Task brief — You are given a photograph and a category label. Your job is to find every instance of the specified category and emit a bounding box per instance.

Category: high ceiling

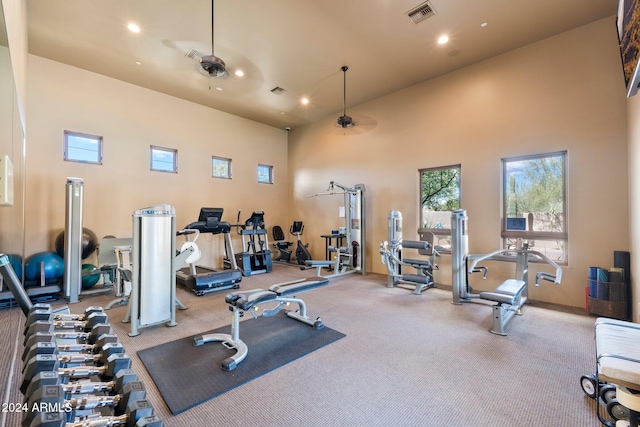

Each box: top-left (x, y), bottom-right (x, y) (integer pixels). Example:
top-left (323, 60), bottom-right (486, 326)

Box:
top-left (24, 0), bottom-right (616, 130)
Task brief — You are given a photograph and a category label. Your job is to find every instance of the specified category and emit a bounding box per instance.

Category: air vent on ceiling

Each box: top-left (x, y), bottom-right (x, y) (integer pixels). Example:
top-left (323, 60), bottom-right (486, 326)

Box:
top-left (186, 49), bottom-right (204, 60)
top-left (406, 1), bottom-right (436, 24)
top-left (270, 86), bottom-right (286, 94)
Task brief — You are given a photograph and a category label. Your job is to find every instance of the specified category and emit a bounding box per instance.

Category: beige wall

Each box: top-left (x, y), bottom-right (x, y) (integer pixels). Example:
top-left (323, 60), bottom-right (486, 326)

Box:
top-left (26, 57), bottom-right (289, 269)
top-left (289, 17), bottom-right (629, 309)
top-left (0, 0), bottom-right (27, 267)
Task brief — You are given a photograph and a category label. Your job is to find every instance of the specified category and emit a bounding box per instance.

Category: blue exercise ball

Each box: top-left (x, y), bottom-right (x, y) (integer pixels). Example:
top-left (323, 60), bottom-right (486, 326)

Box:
top-left (81, 264), bottom-right (100, 289)
top-left (54, 228), bottom-right (99, 260)
top-left (24, 252), bottom-right (64, 281)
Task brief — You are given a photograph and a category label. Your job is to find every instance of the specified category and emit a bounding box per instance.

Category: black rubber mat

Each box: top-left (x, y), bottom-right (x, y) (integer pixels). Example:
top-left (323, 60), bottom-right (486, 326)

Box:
top-left (138, 312), bottom-right (345, 415)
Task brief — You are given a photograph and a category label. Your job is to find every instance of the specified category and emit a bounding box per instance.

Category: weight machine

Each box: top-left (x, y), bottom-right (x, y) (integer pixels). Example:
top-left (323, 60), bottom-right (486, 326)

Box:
top-left (450, 208), bottom-right (562, 335)
top-left (124, 204), bottom-right (190, 337)
top-left (305, 181), bottom-right (366, 278)
top-left (380, 210), bottom-right (437, 295)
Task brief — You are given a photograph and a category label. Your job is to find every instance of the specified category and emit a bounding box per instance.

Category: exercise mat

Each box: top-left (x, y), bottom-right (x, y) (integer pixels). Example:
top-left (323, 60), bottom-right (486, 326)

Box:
top-left (138, 312), bottom-right (345, 415)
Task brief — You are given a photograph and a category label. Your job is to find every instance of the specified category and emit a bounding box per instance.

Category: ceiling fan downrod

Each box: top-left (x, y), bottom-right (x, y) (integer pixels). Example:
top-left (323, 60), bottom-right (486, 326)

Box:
top-left (337, 66), bottom-right (353, 128)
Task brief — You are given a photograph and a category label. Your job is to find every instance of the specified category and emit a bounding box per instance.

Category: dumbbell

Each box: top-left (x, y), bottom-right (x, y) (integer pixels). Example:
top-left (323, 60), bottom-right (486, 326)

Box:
top-left (27, 402), bottom-right (161, 427)
top-left (22, 381), bottom-right (147, 427)
top-left (24, 311), bottom-right (110, 339)
top-left (24, 369), bottom-right (138, 401)
top-left (23, 325), bottom-right (115, 351)
top-left (22, 342), bottom-right (124, 379)
top-left (24, 322), bottom-right (113, 347)
top-left (23, 337), bottom-right (122, 363)
top-left (26, 304), bottom-right (106, 326)
top-left (22, 334), bottom-right (120, 363)
top-left (20, 353), bottom-right (131, 394)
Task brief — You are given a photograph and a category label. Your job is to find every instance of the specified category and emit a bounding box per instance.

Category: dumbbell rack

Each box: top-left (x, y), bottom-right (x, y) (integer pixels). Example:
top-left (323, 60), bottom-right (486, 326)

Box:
top-left (20, 303), bottom-right (163, 427)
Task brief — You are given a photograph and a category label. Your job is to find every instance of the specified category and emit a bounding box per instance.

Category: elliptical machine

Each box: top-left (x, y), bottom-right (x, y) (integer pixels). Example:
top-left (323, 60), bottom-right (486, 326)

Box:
top-left (291, 221), bottom-right (312, 266)
top-left (234, 210), bottom-right (273, 276)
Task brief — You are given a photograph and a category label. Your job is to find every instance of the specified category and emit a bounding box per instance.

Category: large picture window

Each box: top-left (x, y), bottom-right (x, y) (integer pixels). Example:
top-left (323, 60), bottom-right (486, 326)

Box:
top-left (502, 151), bottom-right (567, 262)
top-left (420, 164), bottom-right (460, 230)
top-left (419, 165), bottom-right (460, 250)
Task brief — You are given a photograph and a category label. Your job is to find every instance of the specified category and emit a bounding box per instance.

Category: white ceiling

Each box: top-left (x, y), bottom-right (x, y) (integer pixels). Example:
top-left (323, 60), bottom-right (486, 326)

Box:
top-left (24, 0), bottom-right (616, 130)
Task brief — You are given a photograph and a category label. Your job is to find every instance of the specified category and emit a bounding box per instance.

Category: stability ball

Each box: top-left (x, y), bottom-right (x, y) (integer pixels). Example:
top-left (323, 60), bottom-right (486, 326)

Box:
top-left (81, 263), bottom-right (100, 289)
top-left (24, 252), bottom-right (64, 282)
top-left (54, 228), bottom-right (99, 260)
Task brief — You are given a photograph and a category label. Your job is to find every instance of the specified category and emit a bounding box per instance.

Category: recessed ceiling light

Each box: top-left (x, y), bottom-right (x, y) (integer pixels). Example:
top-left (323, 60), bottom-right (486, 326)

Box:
top-left (301, 97), bottom-right (309, 105)
top-left (235, 70), bottom-right (244, 77)
top-left (280, 112), bottom-right (285, 115)
top-left (437, 35), bottom-right (449, 45)
top-left (215, 87), bottom-right (223, 91)
top-left (127, 23), bottom-right (141, 33)
top-left (135, 61), bottom-right (142, 65)
top-left (481, 22), bottom-right (488, 28)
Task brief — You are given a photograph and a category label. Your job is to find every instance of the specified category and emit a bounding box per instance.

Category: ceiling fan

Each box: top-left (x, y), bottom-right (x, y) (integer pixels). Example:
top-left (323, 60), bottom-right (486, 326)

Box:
top-left (337, 66), bottom-right (354, 128)
top-left (331, 65), bottom-right (377, 135)
top-left (195, 0), bottom-right (228, 78)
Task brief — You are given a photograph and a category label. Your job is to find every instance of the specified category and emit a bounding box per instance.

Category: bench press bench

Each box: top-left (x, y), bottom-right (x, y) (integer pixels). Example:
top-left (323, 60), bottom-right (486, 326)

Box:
top-left (193, 278), bottom-right (329, 371)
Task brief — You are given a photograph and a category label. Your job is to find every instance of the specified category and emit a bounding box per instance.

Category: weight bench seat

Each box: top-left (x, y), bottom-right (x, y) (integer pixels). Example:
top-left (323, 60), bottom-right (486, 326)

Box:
top-left (269, 278), bottom-right (329, 297)
top-left (225, 289), bottom-right (278, 311)
top-left (479, 279), bottom-right (526, 305)
top-left (595, 318), bottom-right (640, 391)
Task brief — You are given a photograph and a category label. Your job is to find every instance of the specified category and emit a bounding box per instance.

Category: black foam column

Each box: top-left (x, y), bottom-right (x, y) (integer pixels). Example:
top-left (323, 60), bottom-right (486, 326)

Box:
top-left (613, 250), bottom-right (631, 320)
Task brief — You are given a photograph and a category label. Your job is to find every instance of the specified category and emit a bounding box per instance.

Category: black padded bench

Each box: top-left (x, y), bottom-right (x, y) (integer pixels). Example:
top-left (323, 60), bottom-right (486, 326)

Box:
top-left (194, 278), bottom-right (329, 371)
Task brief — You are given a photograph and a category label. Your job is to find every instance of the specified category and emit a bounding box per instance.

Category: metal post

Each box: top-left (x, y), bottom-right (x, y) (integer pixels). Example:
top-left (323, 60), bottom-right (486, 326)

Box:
top-left (63, 177), bottom-right (83, 304)
top-left (0, 254), bottom-right (32, 315)
top-left (451, 209), bottom-right (468, 304)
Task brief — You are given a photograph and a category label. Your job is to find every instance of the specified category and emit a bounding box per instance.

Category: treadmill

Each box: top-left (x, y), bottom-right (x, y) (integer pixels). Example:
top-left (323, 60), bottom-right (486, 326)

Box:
top-left (176, 208), bottom-right (242, 296)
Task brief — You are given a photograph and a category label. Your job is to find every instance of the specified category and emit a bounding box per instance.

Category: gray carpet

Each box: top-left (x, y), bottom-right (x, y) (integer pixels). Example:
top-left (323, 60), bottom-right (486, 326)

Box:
top-left (0, 265), bottom-right (609, 426)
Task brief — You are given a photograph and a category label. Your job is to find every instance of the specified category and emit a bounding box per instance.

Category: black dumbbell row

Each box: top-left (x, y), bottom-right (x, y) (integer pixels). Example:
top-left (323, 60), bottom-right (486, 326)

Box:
top-left (20, 303), bottom-right (163, 427)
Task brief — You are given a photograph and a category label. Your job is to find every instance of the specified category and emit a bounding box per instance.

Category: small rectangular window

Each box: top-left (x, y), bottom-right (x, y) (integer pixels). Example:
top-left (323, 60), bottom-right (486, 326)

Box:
top-left (64, 131), bottom-right (102, 164)
top-left (258, 164), bottom-right (273, 184)
top-left (502, 151), bottom-right (567, 262)
top-left (212, 156), bottom-right (232, 179)
top-left (150, 145), bottom-right (177, 173)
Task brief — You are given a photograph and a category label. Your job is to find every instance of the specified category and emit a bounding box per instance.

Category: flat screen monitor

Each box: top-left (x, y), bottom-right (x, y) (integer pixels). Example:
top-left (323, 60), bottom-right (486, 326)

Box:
top-left (198, 207), bottom-right (223, 222)
top-left (506, 217), bottom-right (527, 231)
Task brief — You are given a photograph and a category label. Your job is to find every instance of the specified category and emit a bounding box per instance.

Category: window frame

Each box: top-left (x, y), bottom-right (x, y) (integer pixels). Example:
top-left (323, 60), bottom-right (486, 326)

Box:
top-left (63, 130), bottom-right (103, 165)
top-left (418, 164), bottom-right (461, 235)
top-left (501, 150), bottom-right (568, 262)
top-left (212, 156), bottom-right (232, 179)
top-left (150, 145), bottom-right (178, 173)
top-left (257, 163), bottom-right (273, 184)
